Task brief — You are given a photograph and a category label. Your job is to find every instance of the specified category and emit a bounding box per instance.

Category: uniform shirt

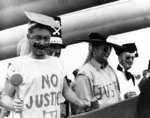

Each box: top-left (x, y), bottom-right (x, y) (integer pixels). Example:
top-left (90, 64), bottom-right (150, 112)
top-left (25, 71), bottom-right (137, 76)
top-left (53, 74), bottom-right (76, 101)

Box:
top-left (6, 55), bottom-right (64, 118)
top-left (115, 64), bottom-right (140, 100)
top-left (138, 77), bottom-right (147, 91)
top-left (74, 58), bottom-right (120, 113)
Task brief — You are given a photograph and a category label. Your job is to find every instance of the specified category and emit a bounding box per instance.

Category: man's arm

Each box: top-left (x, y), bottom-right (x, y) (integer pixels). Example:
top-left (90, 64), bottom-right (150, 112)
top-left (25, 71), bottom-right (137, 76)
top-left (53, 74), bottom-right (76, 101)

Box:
top-left (62, 78), bottom-right (89, 108)
top-left (0, 78), bottom-right (23, 112)
top-left (0, 78), bottom-right (15, 111)
top-left (73, 75), bottom-right (93, 114)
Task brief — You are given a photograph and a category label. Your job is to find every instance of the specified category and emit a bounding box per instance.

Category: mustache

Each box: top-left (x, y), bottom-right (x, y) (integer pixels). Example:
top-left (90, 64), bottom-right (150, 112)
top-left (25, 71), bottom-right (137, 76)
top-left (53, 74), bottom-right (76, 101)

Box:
top-left (33, 42), bottom-right (49, 49)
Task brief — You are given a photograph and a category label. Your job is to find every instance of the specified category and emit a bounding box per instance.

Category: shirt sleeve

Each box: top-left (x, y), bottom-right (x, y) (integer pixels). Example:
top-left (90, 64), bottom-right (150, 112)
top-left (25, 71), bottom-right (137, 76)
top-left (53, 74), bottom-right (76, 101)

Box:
top-left (74, 74), bottom-right (94, 114)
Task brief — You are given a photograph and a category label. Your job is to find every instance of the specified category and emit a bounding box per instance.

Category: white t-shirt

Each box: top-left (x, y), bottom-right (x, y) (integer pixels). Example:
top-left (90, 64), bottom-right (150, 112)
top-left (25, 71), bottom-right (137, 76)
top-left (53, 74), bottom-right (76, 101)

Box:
top-left (6, 55), bottom-right (64, 118)
top-left (75, 58), bottom-right (120, 111)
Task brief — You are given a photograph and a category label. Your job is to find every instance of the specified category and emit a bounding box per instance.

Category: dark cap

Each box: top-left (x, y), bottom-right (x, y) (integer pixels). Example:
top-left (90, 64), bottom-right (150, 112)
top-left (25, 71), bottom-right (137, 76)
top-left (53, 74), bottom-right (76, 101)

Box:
top-left (24, 11), bottom-right (60, 28)
top-left (72, 69), bottom-right (79, 77)
top-left (50, 16), bottom-right (66, 48)
top-left (78, 33), bottom-right (124, 48)
top-left (114, 43), bottom-right (139, 57)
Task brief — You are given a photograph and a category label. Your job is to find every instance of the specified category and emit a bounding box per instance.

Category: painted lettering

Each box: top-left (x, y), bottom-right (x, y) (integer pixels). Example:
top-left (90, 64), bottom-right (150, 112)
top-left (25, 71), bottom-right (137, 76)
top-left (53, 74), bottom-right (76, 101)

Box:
top-left (95, 81), bottom-right (118, 100)
top-left (103, 85), bottom-right (110, 97)
top-left (50, 92), bottom-right (56, 105)
top-left (109, 83), bottom-right (115, 97)
top-left (43, 110), bottom-right (57, 118)
top-left (26, 96), bottom-right (33, 109)
top-left (42, 75), bottom-right (50, 89)
top-left (35, 94), bottom-right (43, 108)
top-left (42, 74), bottom-right (58, 89)
top-left (51, 74), bottom-right (58, 87)
top-left (25, 92), bottom-right (60, 110)
top-left (44, 93), bottom-right (50, 107)
top-left (97, 87), bottom-right (103, 100)
top-left (113, 82), bottom-right (118, 91)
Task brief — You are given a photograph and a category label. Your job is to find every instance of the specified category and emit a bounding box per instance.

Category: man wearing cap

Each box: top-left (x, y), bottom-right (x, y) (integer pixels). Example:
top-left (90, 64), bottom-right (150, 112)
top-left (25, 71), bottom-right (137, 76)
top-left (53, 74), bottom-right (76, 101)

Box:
top-left (138, 69), bottom-right (149, 91)
top-left (47, 16), bottom-right (66, 57)
top-left (46, 16), bottom-right (68, 118)
top-left (114, 43), bottom-right (140, 100)
top-left (0, 12), bottom-right (88, 118)
top-left (73, 33), bottom-right (123, 114)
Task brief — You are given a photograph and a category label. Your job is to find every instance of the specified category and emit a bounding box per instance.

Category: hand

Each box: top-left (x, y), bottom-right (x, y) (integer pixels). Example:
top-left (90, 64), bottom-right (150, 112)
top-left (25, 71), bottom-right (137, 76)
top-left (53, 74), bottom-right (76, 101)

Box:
top-left (80, 101), bottom-right (91, 108)
top-left (124, 91), bottom-right (136, 99)
top-left (91, 97), bottom-right (99, 109)
top-left (12, 99), bottom-right (24, 113)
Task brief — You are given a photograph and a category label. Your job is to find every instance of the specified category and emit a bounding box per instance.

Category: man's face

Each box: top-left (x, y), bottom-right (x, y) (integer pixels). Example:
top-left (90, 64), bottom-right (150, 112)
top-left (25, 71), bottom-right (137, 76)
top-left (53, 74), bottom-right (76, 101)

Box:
top-left (143, 70), bottom-right (148, 78)
top-left (28, 28), bottom-right (51, 58)
top-left (47, 44), bottom-right (62, 57)
top-left (93, 44), bottom-right (112, 64)
top-left (119, 52), bottom-right (135, 70)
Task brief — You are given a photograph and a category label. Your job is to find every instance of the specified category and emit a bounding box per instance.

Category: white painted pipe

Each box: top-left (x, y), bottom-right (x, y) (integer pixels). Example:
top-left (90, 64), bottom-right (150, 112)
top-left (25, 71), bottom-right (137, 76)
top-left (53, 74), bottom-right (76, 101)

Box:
top-left (61, 0), bottom-right (150, 44)
top-left (0, 0), bottom-right (150, 59)
top-left (0, 0), bottom-right (103, 30)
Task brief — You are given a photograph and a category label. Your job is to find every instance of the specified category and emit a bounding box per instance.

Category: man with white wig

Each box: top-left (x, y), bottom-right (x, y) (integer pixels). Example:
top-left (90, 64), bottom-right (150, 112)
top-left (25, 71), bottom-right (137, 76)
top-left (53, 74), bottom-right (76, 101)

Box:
top-left (73, 32), bottom-right (124, 114)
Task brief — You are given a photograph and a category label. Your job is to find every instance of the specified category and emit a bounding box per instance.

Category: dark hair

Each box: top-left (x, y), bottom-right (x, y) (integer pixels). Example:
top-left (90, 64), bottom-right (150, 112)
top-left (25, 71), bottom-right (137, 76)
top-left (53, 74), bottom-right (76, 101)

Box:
top-left (72, 69), bottom-right (79, 77)
top-left (28, 21), bottom-right (52, 34)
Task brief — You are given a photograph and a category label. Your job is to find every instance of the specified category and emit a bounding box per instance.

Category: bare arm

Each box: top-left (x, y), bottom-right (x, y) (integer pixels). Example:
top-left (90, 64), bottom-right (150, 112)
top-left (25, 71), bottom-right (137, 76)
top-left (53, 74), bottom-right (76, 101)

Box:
top-left (0, 78), bottom-right (15, 111)
top-left (62, 78), bottom-right (87, 108)
top-left (74, 75), bottom-right (93, 113)
top-left (0, 78), bottom-right (23, 112)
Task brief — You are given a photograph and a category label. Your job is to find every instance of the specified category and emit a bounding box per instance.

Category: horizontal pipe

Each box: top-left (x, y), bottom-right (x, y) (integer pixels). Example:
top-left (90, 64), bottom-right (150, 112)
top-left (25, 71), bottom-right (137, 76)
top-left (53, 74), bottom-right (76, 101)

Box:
top-left (0, 0), bottom-right (108, 31)
top-left (61, 0), bottom-right (150, 44)
top-left (0, 0), bottom-right (150, 60)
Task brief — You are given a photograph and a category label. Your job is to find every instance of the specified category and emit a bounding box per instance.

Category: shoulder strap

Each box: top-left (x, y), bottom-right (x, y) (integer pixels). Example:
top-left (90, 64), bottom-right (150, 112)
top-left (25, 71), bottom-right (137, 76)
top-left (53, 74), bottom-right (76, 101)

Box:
top-left (109, 65), bottom-right (120, 92)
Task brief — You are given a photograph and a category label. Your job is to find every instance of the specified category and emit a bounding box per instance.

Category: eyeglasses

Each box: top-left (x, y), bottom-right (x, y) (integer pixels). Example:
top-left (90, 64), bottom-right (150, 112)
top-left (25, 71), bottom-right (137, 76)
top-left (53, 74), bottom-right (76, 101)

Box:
top-left (125, 55), bottom-right (134, 61)
top-left (29, 35), bottom-right (50, 42)
top-left (103, 46), bottom-right (112, 53)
